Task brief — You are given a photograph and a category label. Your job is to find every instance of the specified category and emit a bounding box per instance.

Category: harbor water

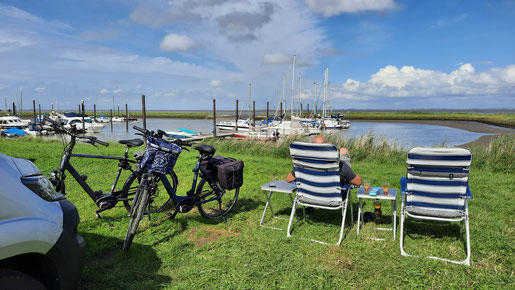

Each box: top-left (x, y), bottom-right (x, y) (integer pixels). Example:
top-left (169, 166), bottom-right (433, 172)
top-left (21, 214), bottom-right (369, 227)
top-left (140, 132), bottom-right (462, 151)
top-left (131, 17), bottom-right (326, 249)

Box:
top-left (60, 118), bottom-right (498, 148)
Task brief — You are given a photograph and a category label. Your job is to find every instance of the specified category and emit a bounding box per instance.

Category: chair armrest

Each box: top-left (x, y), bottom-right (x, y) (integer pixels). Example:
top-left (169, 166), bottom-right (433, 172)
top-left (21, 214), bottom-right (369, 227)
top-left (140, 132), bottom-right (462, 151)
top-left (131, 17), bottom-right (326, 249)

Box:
top-left (466, 185), bottom-right (473, 199)
top-left (400, 177), bottom-right (407, 196)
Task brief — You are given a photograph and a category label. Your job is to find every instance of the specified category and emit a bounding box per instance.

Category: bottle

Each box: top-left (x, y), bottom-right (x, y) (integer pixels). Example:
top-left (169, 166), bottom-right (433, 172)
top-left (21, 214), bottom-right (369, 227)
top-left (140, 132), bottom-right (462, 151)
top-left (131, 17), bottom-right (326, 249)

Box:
top-left (374, 200), bottom-right (382, 225)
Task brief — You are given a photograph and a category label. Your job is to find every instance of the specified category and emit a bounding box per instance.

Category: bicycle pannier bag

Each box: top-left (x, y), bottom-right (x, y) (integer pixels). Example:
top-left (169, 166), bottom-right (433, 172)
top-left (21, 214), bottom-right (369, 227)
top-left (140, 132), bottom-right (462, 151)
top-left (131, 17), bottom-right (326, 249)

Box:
top-left (216, 159), bottom-right (244, 190)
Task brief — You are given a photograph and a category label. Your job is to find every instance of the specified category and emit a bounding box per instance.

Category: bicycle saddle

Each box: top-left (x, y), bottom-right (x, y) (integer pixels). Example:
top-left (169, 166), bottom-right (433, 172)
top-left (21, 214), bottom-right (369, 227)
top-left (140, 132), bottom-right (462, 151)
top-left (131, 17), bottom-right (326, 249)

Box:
top-left (194, 144), bottom-right (215, 156)
top-left (118, 138), bottom-right (144, 147)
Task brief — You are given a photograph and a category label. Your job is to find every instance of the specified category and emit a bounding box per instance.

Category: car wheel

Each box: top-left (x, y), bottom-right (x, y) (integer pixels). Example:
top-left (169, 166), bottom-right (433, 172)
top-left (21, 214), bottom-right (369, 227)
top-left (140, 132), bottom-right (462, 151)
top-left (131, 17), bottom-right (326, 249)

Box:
top-left (0, 269), bottom-right (46, 290)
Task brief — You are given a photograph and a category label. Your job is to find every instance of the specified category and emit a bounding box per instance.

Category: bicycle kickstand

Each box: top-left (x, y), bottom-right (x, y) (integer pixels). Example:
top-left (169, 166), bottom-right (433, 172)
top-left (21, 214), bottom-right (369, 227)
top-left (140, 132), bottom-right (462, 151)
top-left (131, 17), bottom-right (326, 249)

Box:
top-left (164, 208), bottom-right (179, 220)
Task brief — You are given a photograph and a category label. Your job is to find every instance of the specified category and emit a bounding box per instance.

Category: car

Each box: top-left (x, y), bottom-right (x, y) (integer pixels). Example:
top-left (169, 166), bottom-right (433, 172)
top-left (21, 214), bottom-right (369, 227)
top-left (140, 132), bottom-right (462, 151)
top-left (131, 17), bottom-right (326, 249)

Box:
top-left (0, 153), bottom-right (85, 289)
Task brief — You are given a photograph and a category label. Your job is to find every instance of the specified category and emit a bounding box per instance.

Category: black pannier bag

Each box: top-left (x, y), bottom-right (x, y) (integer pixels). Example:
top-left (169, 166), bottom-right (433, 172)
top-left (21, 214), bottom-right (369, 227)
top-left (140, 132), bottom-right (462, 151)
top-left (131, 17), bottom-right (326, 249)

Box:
top-left (202, 155), bottom-right (244, 190)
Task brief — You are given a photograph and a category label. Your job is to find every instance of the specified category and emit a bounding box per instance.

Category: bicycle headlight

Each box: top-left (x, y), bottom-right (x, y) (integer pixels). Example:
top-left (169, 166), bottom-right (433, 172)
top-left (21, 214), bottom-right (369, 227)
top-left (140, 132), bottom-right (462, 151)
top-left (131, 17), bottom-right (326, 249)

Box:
top-left (22, 174), bottom-right (65, 201)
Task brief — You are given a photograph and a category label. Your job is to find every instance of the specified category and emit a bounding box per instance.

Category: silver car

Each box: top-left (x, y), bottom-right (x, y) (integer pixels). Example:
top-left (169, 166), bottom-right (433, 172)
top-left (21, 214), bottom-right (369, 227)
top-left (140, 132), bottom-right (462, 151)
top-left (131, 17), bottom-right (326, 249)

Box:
top-left (0, 153), bottom-right (85, 289)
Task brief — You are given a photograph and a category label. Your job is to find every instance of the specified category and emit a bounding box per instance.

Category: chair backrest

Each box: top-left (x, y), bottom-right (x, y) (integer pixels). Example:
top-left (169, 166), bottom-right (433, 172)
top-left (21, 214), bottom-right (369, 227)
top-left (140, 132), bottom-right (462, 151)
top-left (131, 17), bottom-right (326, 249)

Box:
top-left (289, 142), bottom-right (343, 207)
top-left (406, 147), bottom-right (472, 217)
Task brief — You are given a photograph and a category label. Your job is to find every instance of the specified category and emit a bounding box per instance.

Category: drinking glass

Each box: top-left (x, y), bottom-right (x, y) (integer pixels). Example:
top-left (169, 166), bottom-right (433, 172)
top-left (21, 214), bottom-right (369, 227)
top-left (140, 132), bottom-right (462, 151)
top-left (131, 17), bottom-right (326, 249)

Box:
top-left (364, 180), bottom-right (371, 194)
top-left (382, 182), bottom-right (389, 195)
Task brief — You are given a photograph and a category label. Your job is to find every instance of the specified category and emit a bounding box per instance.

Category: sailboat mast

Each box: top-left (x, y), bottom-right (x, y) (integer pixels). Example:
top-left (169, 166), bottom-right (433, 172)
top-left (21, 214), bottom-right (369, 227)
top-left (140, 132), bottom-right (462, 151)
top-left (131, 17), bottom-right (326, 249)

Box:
top-left (248, 82), bottom-right (251, 122)
top-left (290, 55), bottom-right (296, 118)
top-left (323, 68), bottom-right (328, 118)
top-left (313, 81), bottom-right (318, 117)
top-left (282, 73), bottom-right (286, 120)
top-left (298, 74), bottom-right (302, 116)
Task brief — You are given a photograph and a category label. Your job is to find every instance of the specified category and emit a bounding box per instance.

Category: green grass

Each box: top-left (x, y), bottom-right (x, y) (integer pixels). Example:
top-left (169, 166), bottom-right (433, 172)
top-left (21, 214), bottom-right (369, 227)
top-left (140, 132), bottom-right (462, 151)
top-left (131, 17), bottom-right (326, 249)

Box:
top-left (1, 137), bottom-right (514, 288)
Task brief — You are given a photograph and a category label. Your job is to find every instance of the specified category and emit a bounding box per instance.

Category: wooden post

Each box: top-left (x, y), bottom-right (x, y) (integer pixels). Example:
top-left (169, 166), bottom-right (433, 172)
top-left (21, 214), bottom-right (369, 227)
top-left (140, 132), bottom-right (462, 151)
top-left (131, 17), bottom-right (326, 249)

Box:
top-left (32, 100), bottom-right (36, 122)
top-left (307, 104), bottom-right (310, 117)
top-left (300, 103), bottom-right (303, 118)
top-left (266, 101), bottom-right (269, 126)
top-left (51, 103), bottom-right (54, 111)
top-left (81, 100), bottom-right (85, 134)
top-left (93, 104), bottom-right (97, 121)
top-left (141, 95), bottom-right (147, 131)
top-left (78, 104), bottom-right (81, 113)
top-left (212, 99), bottom-right (216, 137)
top-left (12, 102), bottom-right (16, 116)
top-left (110, 109), bottom-right (113, 131)
top-left (252, 101), bottom-right (255, 127)
top-left (280, 102), bottom-right (283, 119)
top-left (117, 105), bottom-right (120, 116)
top-left (38, 104), bottom-right (42, 124)
top-left (125, 103), bottom-right (128, 132)
top-left (235, 99), bottom-right (239, 132)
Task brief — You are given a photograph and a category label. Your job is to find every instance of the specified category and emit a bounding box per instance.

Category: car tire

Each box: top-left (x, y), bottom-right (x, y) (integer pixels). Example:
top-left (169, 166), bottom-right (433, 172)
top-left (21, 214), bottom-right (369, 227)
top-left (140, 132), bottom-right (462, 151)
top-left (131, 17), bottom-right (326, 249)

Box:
top-left (0, 269), bottom-right (46, 290)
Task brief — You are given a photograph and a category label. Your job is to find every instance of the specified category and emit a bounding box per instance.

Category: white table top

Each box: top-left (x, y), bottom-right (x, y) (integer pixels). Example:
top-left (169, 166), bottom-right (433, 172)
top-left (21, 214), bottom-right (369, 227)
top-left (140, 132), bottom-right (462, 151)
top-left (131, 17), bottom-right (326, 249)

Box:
top-left (357, 187), bottom-right (397, 200)
top-left (261, 181), bottom-right (297, 193)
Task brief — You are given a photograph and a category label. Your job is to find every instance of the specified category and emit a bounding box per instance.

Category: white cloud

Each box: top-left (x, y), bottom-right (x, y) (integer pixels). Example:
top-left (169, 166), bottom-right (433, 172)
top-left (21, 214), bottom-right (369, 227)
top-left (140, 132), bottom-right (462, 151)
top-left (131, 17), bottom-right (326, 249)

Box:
top-left (430, 13), bottom-right (467, 30)
top-left (210, 80), bottom-right (222, 87)
top-left (113, 88), bottom-right (123, 93)
top-left (305, 0), bottom-right (399, 17)
top-left (99, 89), bottom-right (109, 94)
top-left (34, 87), bottom-right (46, 92)
top-left (0, 31), bottom-right (34, 52)
top-left (159, 34), bottom-right (195, 51)
top-left (334, 63), bottom-right (515, 100)
top-left (80, 29), bottom-right (118, 41)
top-left (263, 53), bottom-right (291, 64)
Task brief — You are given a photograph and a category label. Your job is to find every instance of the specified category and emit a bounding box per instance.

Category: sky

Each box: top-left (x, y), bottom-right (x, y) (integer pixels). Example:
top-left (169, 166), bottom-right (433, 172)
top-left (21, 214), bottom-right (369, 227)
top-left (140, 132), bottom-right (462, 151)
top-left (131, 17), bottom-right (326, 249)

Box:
top-left (0, 0), bottom-right (514, 111)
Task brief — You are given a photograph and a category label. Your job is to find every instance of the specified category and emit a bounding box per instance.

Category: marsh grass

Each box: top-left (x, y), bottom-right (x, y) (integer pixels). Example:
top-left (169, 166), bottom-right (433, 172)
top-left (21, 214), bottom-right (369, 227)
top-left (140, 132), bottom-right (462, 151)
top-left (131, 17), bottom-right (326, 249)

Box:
top-left (0, 136), bottom-right (513, 288)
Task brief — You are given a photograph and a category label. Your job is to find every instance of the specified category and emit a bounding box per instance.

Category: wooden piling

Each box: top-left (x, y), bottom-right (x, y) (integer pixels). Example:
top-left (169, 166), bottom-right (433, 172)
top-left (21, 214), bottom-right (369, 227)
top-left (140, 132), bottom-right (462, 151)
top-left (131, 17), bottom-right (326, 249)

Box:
top-left (307, 104), bottom-right (309, 117)
top-left (32, 100), bottom-right (36, 122)
top-left (266, 101), bottom-right (269, 126)
top-left (252, 101), bottom-right (255, 127)
top-left (300, 103), bottom-right (303, 118)
top-left (235, 99), bottom-right (239, 132)
top-left (38, 104), bottom-right (42, 124)
top-left (93, 104), bottom-right (96, 121)
top-left (212, 99), bottom-right (216, 137)
top-left (51, 104), bottom-right (54, 111)
top-left (110, 109), bottom-right (113, 131)
top-left (12, 102), bottom-right (16, 116)
top-left (81, 100), bottom-right (85, 134)
top-left (125, 103), bottom-right (128, 132)
top-left (280, 102), bottom-right (283, 118)
top-left (141, 95), bottom-right (147, 131)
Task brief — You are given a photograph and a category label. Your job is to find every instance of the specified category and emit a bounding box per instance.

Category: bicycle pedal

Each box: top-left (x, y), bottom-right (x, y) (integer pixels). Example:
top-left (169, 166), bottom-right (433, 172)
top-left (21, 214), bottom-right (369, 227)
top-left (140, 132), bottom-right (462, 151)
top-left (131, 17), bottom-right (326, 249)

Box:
top-left (164, 211), bottom-right (178, 220)
top-left (94, 211), bottom-right (102, 218)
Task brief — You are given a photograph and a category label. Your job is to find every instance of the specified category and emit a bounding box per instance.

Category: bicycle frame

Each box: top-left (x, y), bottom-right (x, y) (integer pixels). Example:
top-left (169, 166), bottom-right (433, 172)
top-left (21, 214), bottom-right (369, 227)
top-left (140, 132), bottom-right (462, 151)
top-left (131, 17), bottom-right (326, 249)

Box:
top-left (56, 135), bottom-right (137, 202)
top-left (154, 155), bottom-right (222, 209)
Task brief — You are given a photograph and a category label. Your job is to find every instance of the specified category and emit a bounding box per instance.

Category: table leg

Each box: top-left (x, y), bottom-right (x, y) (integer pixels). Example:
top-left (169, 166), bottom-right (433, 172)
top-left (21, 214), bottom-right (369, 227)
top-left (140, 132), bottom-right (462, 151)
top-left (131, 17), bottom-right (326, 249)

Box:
top-left (392, 199), bottom-right (397, 241)
top-left (357, 198), bottom-right (362, 236)
top-left (260, 191), bottom-right (275, 227)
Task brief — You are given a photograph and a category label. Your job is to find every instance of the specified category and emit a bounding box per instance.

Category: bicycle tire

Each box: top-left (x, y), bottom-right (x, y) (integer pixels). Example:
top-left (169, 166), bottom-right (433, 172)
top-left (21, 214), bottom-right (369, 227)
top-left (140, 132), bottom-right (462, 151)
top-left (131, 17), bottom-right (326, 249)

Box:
top-left (196, 178), bottom-right (239, 219)
top-left (121, 171), bottom-right (178, 213)
top-left (123, 186), bottom-right (149, 251)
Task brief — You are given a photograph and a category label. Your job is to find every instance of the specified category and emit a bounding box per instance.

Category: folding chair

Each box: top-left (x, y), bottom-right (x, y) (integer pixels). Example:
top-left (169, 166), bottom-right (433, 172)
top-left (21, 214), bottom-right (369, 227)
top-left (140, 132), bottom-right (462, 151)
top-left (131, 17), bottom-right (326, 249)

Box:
top-left (400, 147), bottom-right (473, 265)
top-left (286, 142), bottom-right (353, 245)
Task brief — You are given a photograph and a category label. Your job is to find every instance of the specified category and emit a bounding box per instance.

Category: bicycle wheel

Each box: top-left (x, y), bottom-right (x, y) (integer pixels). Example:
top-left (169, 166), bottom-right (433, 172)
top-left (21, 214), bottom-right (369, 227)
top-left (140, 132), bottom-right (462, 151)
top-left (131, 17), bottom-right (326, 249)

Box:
top-left (196, 178), bottom-right (239, 219)
top-left (121, 171), bottom-right (178, 213)
top-left (123, 186), bottom-right (149, 251)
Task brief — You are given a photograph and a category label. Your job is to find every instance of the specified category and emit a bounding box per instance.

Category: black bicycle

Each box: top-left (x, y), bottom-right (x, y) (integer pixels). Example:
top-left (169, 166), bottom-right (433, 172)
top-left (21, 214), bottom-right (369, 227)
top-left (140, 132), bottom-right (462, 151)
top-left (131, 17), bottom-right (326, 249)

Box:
top-left (123, 126), bottom-right (240, 250)
top-left (44, 117), bottom-right (177, 217)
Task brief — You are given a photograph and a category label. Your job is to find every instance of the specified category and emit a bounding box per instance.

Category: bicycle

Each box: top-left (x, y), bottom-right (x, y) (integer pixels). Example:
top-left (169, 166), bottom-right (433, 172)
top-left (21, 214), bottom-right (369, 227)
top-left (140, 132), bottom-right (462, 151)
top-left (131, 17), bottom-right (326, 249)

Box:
top-left (44, 117), bottom-right (177, 217)
top-left (123, 126), bottom-right (240, 250)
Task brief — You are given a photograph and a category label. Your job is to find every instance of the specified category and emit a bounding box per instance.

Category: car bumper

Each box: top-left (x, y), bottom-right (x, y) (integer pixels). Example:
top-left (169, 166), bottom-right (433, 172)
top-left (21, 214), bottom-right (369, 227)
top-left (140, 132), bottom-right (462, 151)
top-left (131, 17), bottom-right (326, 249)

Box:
top-left (47, 199), bottom-right (85, 290)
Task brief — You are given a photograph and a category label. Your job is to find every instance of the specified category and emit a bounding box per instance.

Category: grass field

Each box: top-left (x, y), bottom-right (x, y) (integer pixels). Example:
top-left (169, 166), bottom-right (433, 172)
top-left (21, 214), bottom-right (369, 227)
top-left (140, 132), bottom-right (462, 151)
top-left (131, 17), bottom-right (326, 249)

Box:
top-left (0, 135), bottom-right (514, 288)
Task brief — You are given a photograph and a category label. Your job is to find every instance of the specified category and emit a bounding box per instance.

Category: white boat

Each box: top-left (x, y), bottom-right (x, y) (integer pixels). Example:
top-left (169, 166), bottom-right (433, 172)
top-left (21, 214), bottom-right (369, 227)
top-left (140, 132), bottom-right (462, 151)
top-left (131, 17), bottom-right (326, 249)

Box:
top-left (24, 123), bottom-right (50, 136)
top-left (0, 116), bottom-right (29, 129)
top-left (165, 128), bottom-right (200, 139)
top-left (51, 112), bottom-right (106, 133)
top-left (263, 120), bottom-right (315, 136)
top-left (233, 130), bottom-right (276, 141)
top-left (111, 116), bottom-right (124, 122)
top-left (216, 119), bottom-right (253, 131)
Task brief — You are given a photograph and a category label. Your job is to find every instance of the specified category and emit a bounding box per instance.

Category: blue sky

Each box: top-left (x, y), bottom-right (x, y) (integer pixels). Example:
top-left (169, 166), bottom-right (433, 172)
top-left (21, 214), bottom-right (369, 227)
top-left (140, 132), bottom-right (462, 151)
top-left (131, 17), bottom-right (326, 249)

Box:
top-left (1, 0), bottom-right (514, 111)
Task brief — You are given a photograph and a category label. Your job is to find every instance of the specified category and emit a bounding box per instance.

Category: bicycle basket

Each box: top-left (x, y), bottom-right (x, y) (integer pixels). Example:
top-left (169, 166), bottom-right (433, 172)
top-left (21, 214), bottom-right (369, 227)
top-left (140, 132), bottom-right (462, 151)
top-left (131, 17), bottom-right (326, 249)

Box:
top-left (140, 137), bottom-right (181, 174)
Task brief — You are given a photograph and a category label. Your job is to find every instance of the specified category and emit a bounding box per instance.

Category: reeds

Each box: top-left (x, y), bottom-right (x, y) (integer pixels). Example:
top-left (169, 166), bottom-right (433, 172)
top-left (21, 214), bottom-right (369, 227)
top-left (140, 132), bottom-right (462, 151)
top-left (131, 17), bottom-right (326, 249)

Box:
top-left (207, 132), bottom-right (514, 172)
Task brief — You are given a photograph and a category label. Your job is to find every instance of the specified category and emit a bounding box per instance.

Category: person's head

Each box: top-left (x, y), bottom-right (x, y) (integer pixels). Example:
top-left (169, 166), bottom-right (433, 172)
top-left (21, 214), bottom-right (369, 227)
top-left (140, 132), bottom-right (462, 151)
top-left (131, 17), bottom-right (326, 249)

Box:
top-left (313, 136), bottom-right (326, 144)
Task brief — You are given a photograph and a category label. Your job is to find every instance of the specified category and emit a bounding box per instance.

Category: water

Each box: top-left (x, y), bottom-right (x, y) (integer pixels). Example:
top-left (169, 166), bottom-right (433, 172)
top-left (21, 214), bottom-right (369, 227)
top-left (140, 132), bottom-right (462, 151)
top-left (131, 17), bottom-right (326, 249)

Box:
top-left (72, 118), bottom-right (493, 148)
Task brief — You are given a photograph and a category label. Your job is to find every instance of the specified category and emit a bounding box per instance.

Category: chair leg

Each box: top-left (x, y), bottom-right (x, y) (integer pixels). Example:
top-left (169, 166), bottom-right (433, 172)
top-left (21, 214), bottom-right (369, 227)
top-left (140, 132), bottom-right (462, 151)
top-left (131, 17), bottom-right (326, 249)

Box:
top-left (399, 211), bottom-right (409, 257)
top-left (337, 202), bottom-right (348, 245)
top-left (349, 194), bottom-right (354, 226)
top-left (287, 200), bottom-right (298, 238)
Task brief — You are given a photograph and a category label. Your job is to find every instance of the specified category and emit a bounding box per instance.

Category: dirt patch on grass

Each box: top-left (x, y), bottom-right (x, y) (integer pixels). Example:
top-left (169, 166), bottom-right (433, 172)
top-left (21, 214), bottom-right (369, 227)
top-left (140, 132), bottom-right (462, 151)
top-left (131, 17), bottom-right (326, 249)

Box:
top-left (86, 249), bottom-right (118, 267)
top-left (318, 247), bottom-right (354, 271)
top-left (187, 226), bottom-right (241, 247)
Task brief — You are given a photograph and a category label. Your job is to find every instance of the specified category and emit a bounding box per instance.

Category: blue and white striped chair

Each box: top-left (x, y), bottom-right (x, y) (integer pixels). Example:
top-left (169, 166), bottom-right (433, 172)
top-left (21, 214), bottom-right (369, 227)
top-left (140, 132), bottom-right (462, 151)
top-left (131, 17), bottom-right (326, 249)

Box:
top-left (400, 147), bottom-right (473, 265)
top-left (286, 142), bottom-right (353, 245)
